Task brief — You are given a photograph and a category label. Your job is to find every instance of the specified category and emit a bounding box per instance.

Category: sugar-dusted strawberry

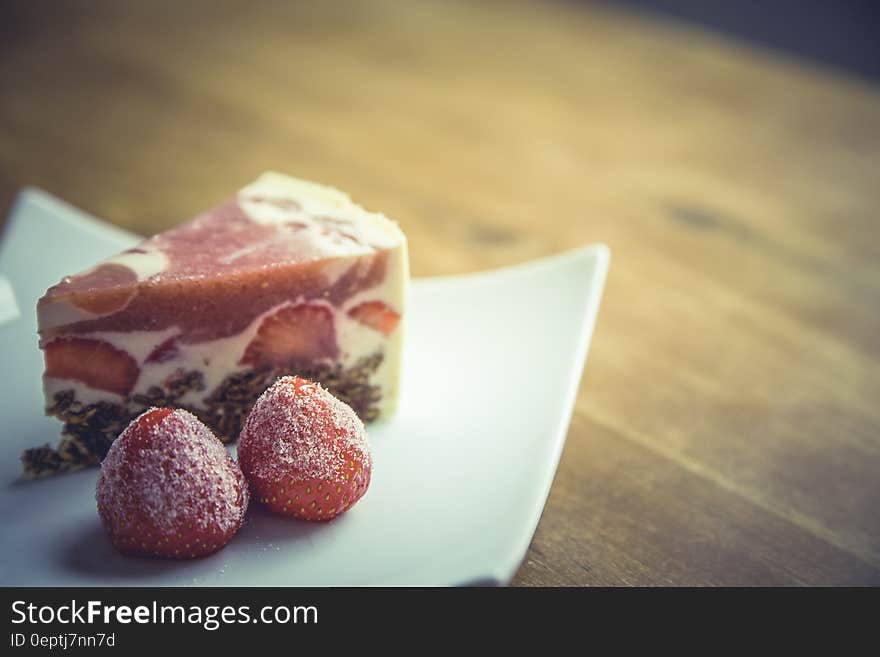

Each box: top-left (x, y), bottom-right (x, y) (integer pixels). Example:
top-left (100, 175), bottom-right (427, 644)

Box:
top-left (238, 376), bottom-right (371, 521)
top-left (347, 300), bottom-right (400, 336)
top-left (240, 303), bottom-right (338, 367)
top-left (96, 407), bottom-right (249, 559)
top-left (45, 337), bottom-right (139, 396)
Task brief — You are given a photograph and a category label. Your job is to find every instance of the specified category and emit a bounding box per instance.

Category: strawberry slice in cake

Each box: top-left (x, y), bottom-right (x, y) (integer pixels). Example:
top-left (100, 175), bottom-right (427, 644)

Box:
top-left (26, 172), bottom-right (408, 476)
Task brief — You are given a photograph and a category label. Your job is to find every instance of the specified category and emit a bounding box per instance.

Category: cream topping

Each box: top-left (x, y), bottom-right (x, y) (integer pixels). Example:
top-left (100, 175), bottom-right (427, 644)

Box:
top-left (103, 249), bottom-right (169, 283)
top-left (238, 172), bottom-right (405, 255)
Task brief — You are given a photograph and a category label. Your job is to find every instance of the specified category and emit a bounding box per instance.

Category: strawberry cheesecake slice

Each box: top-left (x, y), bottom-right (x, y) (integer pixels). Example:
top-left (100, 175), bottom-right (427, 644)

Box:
top-left (25, 172), bottom-right (408, 476)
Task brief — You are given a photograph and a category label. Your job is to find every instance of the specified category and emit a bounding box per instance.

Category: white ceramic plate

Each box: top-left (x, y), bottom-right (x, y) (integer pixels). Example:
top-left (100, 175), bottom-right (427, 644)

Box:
top-left (0, 188), bottom-right (608, 586)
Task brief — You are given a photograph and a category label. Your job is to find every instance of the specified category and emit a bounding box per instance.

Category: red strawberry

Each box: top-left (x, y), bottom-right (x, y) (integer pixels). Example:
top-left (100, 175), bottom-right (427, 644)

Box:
top-left (96, 408), bottom-right (249, 559)
top-left (238, 376), bottom-right (372, 521)
top-left (145, 336), bottom-right (179, 364)
top-left (45, 337), bottom-right (140, 396)
top-left (347, 300), bottom-right (400, 336)
top-left (240, 303), bottom-right (338, 367)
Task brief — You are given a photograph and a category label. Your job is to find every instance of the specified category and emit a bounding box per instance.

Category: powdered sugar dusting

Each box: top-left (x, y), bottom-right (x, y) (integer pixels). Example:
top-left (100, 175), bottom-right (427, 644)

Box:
top-left (96, 408), bottom-right (249, 556)
top-left (239, 376), bottom-right (371, 486)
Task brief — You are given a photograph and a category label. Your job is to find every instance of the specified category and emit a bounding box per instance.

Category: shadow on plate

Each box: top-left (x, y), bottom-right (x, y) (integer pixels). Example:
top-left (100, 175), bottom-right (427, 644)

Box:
top-left (7, 464), bottom-right (95, 489)
top-left (64, 505), bottom-right (332, 581)
top-left (240, 503), bottom-right (332, 548)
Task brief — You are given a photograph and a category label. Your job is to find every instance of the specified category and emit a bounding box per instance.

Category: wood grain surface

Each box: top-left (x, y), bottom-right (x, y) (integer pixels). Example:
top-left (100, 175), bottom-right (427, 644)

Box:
top-left (1, 0), bottom-right (878, 586)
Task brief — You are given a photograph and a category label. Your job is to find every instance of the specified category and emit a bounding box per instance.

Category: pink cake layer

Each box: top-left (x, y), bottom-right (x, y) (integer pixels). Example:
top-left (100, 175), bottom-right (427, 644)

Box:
top-left (39, 199), bottom-right (389, 344)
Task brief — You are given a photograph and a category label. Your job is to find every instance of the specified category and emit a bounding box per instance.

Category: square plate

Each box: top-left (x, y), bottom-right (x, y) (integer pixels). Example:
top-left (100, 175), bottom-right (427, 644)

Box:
top-left (0, 188), bottom-right (609, 586)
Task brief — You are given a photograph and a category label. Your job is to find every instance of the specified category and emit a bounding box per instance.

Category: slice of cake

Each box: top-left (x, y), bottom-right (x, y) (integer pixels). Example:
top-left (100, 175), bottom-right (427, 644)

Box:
top-left (25, 172), bottom-right (408, 477)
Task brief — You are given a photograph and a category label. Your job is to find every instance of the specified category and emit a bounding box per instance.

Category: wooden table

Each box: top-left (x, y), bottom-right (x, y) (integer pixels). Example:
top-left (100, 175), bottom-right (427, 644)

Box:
top-left (2, 0), bottom-right (878, 586)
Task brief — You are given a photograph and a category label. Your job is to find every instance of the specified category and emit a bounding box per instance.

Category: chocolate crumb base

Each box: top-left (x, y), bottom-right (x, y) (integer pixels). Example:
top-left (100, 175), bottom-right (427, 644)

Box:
top-left (22, 352), bottom-right (385, 478)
